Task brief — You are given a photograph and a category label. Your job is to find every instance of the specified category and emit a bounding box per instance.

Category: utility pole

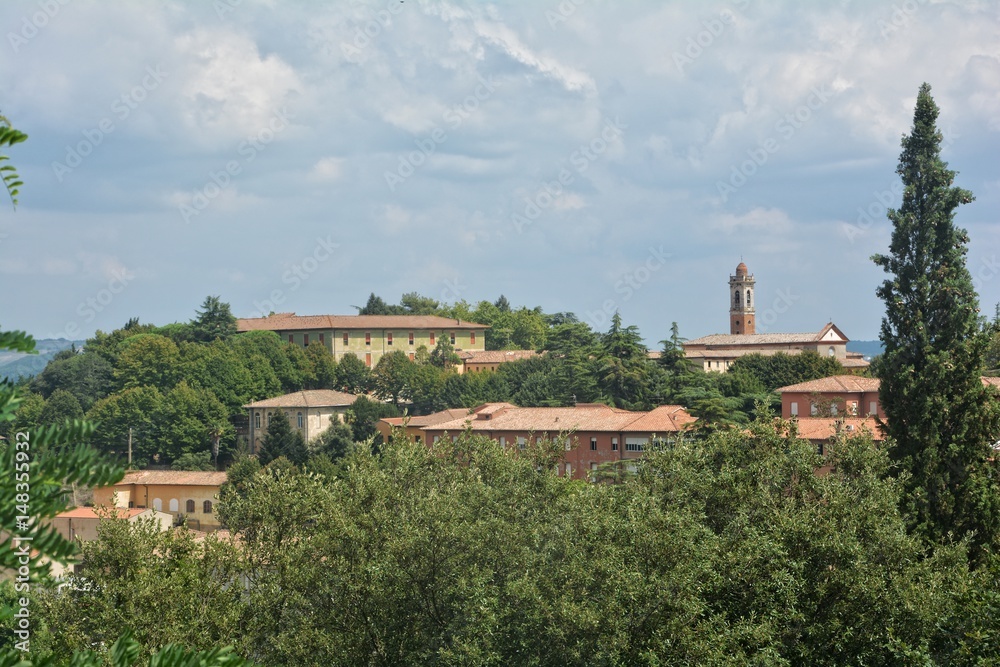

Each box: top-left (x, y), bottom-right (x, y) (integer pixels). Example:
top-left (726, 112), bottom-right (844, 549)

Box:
top-left (128, 427), bottom-right (132, 467)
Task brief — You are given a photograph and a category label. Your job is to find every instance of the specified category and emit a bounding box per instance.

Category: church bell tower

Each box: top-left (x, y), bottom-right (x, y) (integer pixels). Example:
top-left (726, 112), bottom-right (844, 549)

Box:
top-left (730, 261), bottom-right (755, 335)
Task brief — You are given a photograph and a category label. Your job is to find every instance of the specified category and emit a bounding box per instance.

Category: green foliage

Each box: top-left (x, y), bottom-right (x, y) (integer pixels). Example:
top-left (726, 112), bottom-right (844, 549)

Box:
top-left (303, 341), bottom-right (337, 390)
top-left (191, 296), bottom-right (237, 343)
top-left (370, 350), bottom-right (414, 406)
top-left (728, 350), bottom-right (844, 392)
top-left (872, 83), bottom-right (1000, 554)
top-left (0, 119), bottom-right (27, 208)
top-left (346, 395), bottom-right (400, 443)
top-left (428, 337), bottom-right (460, 369)
top-left (334, 352), bottom-right (369, 394)
top-left (37, 389), bottom-right (83, 426)
top-left (257, 410), bottom-right (306, 466)
top-left (170, 450), bottom-right (215, 471)
top-left (114, 335), bottom-right (181, 391)
top-left (310, 421), bottom-right (355, 462)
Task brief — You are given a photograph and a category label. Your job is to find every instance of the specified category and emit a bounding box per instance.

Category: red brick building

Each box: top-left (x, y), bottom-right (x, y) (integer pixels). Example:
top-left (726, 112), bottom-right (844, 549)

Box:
top-left (776, 375), bottom-right (883, 419)
top-left (419, 402), bottom-right (696, 481)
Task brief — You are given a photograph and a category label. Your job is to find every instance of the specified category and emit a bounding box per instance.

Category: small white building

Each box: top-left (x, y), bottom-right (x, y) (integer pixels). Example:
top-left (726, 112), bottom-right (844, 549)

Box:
top-left (244, 389), bottom-right (359, 453)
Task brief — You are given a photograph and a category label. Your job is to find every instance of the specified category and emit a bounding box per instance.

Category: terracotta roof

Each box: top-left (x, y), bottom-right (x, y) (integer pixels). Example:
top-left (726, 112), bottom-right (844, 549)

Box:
top-left (423, 403), bottom-right (695, 434)
top-left (245, 389), bottom-right (359, 409)
top-left (841, 357), bottom-right (871, 368)
top-left (686, 323), bottom-right (848, 347)
top-left (983, 377), bottom-right (1000, 388)
top-left (381, 408), bottom-right (474, 428)
top-left (792, 417), bottom-right (885, 442)
top-left (620, 405), bottom-right (698, 432)
top-left (237, 314), bottom-right (487, 332)
top-left (57, 507), bottom-right (148, 519)
top-left (458, 350), bottom-right (538, 363)
top-left (115, 470), bottom-right (228, 487)
top-left (777, 375), bottom-right (881, 393)
top-left (735, 261), bottom-right (749, 276)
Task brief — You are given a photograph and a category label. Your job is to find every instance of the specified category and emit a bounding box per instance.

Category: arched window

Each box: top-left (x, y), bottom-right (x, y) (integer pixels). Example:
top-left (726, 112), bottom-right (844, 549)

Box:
top-left (203, 500), bottom-right (213, 514)
top-left (828, 346), bottom-right (836, 357)
top-left (267, 412), bottom-right (272, 426)
top-left (746, 290), bottom-right (752, 307)
top-left (152, 498), bottom-right (162, 512)
top-left (297, 412), bottom-right (304, 428)
top-left (169, 498), bottom-right (179, 512)
top-left (186, 499), bottom-right (195, 513)
top-left (255, 413), bottom-right (261, 428)
top-left (734, 291), bottom-right (741, 307)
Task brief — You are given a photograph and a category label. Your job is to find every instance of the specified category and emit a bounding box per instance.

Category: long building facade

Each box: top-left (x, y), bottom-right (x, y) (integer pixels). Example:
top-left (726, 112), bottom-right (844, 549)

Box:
top-left (237, 313), bottom-right (488, 367)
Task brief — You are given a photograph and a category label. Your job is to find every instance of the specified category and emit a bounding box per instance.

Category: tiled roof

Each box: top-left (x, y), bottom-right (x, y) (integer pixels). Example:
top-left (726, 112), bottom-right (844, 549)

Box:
top-left (115, 470), bottom-right (228, 487)
top-left (382, 409), bottom-right (474, 428)
top-left (777, 375), bottom-right (881, 393)
top-left (458, 350), bottom-right (538, 363)
top-left (423, 403), bottom-right (695, 434)
top-left (57, 507), bottom-right (148, 519)
top-left (685, 323), bottom-right (848, 347)
top-left (983, 377), bottom-right (1000, 388)
top-left (792, 417), bottom-right (885, 441)
top-left (237, 314), bottom-right (487, 332)
top-left (841, 357), bottom-right (871, 368)
top-left (245, 389), bottom-right (359, 409)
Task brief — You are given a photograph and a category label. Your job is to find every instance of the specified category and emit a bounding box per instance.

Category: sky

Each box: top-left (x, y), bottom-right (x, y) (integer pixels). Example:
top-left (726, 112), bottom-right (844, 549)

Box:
top-left (2, 0), bottom-right (999, 345)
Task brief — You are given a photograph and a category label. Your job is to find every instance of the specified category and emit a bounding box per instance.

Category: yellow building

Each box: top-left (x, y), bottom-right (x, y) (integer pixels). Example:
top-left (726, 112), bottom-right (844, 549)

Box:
top-left (245, 389), bottom-right (358, 453)
top-left (92, 470), bottom-right (227, 531)
top-left (236, 313), bottom-right (488, 367)
top-left (456, 349), bottom-right (538, 374)
top-left (51, 507), bottom-right (172, 542)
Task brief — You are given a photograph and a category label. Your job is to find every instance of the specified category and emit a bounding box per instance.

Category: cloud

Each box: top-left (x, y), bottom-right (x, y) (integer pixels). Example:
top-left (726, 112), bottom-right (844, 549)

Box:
top-left (310, 157), bottom-right (345, 182)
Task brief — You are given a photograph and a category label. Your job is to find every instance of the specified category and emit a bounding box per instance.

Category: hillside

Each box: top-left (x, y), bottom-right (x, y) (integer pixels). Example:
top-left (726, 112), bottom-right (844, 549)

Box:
top-left (0, 338), bottom-right (84, 380)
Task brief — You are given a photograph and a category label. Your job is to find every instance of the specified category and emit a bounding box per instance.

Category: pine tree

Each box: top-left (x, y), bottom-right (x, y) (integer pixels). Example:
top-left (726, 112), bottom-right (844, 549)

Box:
top-left (258, 410), bottom-right (307, 466)
top-left (872, 83), bottom-right (1000, 553)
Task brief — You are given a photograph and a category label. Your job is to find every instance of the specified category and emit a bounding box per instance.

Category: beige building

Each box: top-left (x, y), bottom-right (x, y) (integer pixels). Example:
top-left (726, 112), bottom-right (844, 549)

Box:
top-left (377, 408), bottom-right (474, 444)
top-left (684, 262), bottom-right (869, 372)
top-left (236, 313), bottom-right (488, 367)
top-left (92, 470), bottom-right (227, 531)
top-left (244, 389), bottom-right (359, 453)
top-left (457, 349), bottom-right (538, 374)
top-left (52, 507), bottom-right (172, 542)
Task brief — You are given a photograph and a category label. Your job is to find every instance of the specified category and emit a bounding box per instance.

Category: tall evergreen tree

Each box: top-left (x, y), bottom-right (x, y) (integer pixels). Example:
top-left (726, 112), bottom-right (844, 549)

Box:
top-left (258, 410), bottom-right (308, 466)
top-left (191, 296), bottom-right (237, 342)
top-left (872, 83), bottom-right (1000, 553)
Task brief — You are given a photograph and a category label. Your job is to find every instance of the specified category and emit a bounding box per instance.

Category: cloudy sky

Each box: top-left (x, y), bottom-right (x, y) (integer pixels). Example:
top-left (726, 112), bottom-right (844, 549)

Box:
top-left (2, 0), bottom-right (999, 345)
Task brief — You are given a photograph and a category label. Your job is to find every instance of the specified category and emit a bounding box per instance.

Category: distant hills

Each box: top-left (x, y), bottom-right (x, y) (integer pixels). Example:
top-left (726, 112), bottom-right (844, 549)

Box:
top-left (847, 340), bottom-right (883, 360)
top-left (0, 338), bottom-right (84, 380)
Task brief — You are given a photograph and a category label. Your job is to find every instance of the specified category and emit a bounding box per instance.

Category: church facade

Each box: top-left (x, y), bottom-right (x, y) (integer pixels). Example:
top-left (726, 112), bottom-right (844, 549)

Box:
top-left (683, 262), bottom-right (869, 373)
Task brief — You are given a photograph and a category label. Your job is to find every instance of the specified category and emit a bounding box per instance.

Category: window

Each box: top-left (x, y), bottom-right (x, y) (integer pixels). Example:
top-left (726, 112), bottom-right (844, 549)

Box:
top-left (849, 401), bottom-right (858, 416)
top-left (828, 346), bottom-right (836, 357)
top-left (365, 332), bottom-right (371, 346)
top-left (303, 333), bottom-right (309, 346)
top-left (186, 499), bottom-right (195, 513)
top-left (343, 332), bottom-right (349, 345)
top-left (499, 436), bottom-right (506, 447)
top-left (450, 332), bottom-right (456, 345)
top-left (433, 435), bottom-right (440, 443)
top-left (625, 437), bottom-right (647, 452)
top-left (517, 436), bottom-right (526, 450)
top-left (790, 402), bottom-right (798, 416)
top-left (810, 403), bottom-right (818, 416)
top-left (430, 332), bottom-right (436, 345)
top-left (203, 500), bottom-right (213, 514)
top-left (611, 437), bottom-right (618, 451)
top-left (365, 353), bottom-right (372, 367)
top-left (297, 412), bottom-right (304, 428)
top-left (153, 498), bottom-right (162, 512)
top-left (565, 463), bottom-right (572, 477)
top-left (590, 462), bottom-right (597, 471)
top-left (734, 290), bottom-right (740, 307)
top-left (255, 412), bottom-right (261, 428)
top-left (590, 437), bottom-right (597, 451)
top-left (288, 334), bottom-right (294, 344)
top-left (817, 442), bottom-right (825, 456)
top-left (470, 332), bottom-right (476, 345)
top-left (408, 352), bottom-right (414, 361)
top-left (169, 498), bottom-right (179, 512)
top-left (409, 331), bottom-right (414, 345)
top-left (387, 332), bottom-right (393, 346)
top-left (746, 290), bottom-right (752, 307)
top-left (830, 404), bottom-right (838, 416)
top-left (267, 413), bottom-right (273, 426)
top-left (319, 333), bottom-right (325, 345)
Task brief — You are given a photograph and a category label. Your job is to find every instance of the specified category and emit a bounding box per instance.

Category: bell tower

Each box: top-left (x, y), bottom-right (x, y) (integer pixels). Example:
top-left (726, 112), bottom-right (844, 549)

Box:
top-left (730, 261), bottom-right (755, 335)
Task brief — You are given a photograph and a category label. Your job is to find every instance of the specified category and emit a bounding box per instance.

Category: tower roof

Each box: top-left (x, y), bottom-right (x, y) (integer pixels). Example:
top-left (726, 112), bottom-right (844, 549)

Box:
top-left (735, 261), bottom-right (748, 276)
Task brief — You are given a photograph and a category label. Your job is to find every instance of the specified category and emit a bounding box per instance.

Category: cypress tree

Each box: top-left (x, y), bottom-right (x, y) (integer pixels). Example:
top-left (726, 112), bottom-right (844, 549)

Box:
top-left (872, 83), bottom-right (1000, 553)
